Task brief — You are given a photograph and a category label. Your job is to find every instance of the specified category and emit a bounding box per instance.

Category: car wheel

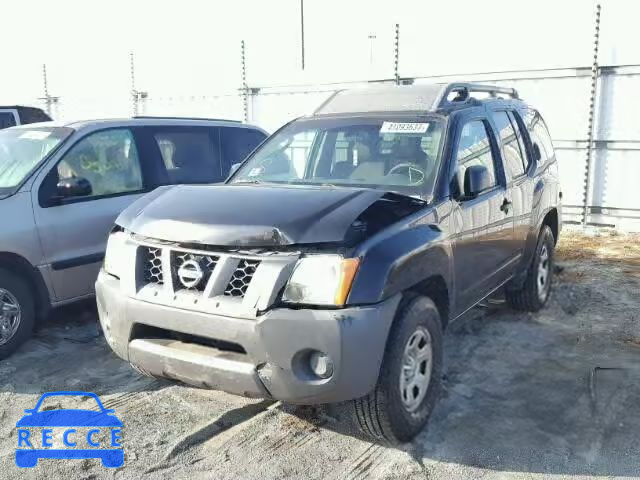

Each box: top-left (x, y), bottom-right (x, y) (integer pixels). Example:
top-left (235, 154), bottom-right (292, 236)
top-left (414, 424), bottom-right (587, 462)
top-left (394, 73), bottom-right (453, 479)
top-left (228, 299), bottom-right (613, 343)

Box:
top-left (506, 225), bottom-right (555, 312)
top-left (0, 268), bottom-right (36, 360)
top-left (352, 294), bottom-right (443, 444)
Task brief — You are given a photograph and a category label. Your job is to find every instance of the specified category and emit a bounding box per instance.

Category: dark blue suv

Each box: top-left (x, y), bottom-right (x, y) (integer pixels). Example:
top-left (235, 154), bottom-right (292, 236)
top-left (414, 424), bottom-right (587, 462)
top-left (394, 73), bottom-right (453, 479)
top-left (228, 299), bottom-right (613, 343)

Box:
top-left (98, 83), bottom-right (561, 444)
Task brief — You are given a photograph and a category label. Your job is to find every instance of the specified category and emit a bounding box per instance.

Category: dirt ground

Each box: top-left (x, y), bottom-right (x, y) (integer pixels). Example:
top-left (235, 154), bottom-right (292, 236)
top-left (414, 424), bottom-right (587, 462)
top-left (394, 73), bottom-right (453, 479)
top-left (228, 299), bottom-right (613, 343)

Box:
top-left (1, 229), bottom-right (639, 479)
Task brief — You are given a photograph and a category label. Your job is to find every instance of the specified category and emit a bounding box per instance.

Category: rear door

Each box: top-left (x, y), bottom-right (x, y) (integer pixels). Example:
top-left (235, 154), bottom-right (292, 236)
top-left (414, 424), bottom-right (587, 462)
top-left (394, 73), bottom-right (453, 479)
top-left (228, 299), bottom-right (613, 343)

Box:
top-left (450, 112), bottom-right (518, 311)
top-left (33, 128), bottom-right (150, 301)
top-left (489, 109), bottom-right (532, 254)
top-left (145, 126), bottom-right (224, 184)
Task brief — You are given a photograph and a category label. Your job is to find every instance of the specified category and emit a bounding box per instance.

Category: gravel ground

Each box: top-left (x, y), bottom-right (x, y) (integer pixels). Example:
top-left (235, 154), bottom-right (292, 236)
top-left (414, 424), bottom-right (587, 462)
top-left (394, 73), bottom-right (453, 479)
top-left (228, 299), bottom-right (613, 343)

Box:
top-left (1, 230), bottom-right (639, 479)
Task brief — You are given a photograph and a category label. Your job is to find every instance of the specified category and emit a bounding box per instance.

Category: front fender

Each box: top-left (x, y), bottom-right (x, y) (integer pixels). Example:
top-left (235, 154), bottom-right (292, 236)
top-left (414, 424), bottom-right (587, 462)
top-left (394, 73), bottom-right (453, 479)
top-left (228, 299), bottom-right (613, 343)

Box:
top-left (347, 224), bottom-right (453, 305)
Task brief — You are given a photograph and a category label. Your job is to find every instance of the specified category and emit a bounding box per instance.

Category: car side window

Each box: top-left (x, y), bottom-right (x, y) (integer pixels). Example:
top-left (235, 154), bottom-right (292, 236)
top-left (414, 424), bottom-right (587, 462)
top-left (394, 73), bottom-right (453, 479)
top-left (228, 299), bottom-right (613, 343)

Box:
top-left (507, 111), bottom-right (529, 171)
top-left (220, 127), bottom-right (267, 174)
top-left (0, 112), bottom-right (17, 129)
top-left (56, 129), bottom-right (143, 197)
top-left (153, 128), bottom-right (221, 184)
top-left (524, 110), bottom-right (555, 168)
top-left (455, 120), bottom-right (498, 190)
top-left (492, 111), bottom-right (525, 179)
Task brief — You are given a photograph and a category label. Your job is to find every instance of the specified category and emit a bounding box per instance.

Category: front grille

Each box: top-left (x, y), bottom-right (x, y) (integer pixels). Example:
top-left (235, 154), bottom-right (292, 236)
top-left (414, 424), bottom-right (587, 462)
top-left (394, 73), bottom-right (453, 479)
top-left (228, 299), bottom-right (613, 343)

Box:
top-left (143, 247), bottom-right (164, 284)
top-left (171, 251), bottom-right (219, 291)
top-left (138, 243), bottom-right (264, 299)
top-left (224, 260), bottom-right (260, 297)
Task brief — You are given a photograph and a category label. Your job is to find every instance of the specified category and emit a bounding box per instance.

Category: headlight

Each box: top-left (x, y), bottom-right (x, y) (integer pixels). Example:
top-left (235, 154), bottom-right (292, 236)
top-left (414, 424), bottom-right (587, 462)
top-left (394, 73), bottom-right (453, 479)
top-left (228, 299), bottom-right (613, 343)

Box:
top-left (282, 255), bottom-right (360, 306)
top-left (103, 229), bottom-right (128, 278)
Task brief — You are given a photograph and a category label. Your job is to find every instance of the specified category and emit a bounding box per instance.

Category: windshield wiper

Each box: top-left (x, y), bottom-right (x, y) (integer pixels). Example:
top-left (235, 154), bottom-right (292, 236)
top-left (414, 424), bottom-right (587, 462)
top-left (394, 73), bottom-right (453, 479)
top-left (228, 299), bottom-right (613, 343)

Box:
top-left (383, 190), bottom-right (429, 204)
top-left (232, 179), bottom-right (263, 185)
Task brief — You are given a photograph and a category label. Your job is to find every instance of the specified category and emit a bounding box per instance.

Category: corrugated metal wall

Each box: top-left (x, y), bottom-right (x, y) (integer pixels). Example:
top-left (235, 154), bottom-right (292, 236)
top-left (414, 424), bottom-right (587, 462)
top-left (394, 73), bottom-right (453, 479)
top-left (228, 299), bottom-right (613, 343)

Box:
top-left (243, 65), bottom-right (640, 231)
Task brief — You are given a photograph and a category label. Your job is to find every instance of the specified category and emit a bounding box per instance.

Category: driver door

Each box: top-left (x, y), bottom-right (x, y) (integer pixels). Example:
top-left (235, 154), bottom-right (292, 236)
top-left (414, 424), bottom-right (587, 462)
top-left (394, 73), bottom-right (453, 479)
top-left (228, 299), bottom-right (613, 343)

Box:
top-left (33, 128), bottom-right (148, 302)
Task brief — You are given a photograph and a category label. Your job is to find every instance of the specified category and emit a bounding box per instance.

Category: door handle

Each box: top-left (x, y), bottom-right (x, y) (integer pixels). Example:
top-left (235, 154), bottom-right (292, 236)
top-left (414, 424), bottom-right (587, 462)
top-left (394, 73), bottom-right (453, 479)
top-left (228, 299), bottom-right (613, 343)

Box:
top-left (500, 198), bottom-right (512, 214)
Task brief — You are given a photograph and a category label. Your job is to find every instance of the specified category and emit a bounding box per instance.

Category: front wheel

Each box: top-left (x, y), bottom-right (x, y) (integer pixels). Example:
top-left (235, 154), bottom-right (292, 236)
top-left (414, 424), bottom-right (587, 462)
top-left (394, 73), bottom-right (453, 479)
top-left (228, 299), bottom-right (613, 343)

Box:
top-left (506, 225), bottom-right (555, 312)
top-left (0, 269), bottom-right (36, 360)
top-left (352, 294), bottom-right (443, 444)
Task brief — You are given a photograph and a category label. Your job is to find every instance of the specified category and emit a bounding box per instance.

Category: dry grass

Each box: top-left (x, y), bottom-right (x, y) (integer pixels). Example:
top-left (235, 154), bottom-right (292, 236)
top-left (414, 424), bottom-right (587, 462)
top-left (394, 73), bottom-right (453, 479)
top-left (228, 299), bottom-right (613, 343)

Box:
top-left (556, 230), bottom-right (640, 271)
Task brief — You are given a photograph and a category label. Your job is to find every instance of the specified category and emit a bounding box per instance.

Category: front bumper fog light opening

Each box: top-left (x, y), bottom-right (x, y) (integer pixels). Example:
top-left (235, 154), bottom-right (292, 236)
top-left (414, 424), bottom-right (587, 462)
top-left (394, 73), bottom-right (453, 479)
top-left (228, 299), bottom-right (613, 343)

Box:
top-left (309, 351), bottom-right (333, 379)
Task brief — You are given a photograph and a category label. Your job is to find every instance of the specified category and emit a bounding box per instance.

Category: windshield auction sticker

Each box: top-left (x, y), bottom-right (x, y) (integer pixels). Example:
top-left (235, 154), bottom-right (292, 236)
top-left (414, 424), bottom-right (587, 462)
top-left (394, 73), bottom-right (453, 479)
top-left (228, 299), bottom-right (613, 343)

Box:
top-left (380, 122), bottom-right (429, 134)
top-left (15, 391), bottom-right (124, 468)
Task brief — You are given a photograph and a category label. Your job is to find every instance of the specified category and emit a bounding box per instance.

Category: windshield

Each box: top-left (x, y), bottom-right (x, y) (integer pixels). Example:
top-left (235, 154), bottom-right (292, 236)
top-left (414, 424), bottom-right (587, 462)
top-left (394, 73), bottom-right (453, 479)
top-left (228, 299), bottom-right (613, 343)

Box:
top-left (230, 116), bottom-right (444, 197)
top-left (0, 127), bottom-right (72, 194)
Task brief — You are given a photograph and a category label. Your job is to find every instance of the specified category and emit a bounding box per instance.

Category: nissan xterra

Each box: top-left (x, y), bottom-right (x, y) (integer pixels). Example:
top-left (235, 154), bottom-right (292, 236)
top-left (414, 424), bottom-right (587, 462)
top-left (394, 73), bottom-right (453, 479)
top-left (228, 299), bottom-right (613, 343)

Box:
top-left (97, 83), bottom-right (562, 443)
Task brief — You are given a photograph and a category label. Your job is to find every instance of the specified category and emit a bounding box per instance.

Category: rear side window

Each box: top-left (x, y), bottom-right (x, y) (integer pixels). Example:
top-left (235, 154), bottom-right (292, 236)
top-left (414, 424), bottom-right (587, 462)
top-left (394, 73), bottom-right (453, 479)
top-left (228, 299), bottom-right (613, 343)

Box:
top-left (492, 111), bottom-right (526, 179)
top-left (153, 129), bottom-right (222, 184)
top-left (0, 112), bottom-right (17, 129)
top-left (220, 127), bottom-right (267, 174)
top-left (18, 107), bottom-right (51, 124)
top-left (455, 120), bottom-right (498, 191)
top-left (524, 110), bottom-right (555, 167)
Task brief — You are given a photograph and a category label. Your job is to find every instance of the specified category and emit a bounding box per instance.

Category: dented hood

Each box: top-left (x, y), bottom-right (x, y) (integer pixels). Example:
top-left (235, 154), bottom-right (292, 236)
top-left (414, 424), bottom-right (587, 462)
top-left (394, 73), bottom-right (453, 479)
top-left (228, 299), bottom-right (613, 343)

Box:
top-left (117, 184), bottom-right (390, 246)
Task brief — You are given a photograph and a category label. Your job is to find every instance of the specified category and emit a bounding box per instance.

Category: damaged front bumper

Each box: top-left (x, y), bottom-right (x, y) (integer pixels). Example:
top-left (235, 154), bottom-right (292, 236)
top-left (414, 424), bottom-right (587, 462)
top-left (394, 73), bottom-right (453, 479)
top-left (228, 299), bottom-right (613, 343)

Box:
top-left (96, 270), bottom-right (400, 404)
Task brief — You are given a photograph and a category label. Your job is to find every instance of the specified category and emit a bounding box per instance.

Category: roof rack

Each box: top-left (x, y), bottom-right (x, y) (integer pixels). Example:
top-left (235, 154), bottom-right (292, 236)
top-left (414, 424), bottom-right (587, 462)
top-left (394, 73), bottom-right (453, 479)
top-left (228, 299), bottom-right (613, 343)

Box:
top-left (436, 83), bottom-right (519, 108)
top-left (132, 116), bottom-right (242, 123)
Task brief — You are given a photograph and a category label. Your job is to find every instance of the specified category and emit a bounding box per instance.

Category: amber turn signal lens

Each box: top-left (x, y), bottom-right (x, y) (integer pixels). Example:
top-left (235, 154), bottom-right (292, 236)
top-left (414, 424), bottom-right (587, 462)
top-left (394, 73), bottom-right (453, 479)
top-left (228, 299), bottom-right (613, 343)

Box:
top-left (334, 258), bottom-right (360, 306)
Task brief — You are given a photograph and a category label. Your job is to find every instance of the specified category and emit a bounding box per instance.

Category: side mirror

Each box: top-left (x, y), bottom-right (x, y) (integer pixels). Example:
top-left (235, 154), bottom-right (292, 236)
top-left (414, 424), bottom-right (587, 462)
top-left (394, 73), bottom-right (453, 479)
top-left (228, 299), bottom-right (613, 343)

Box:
top-left (57, 177), bottom-right (92, 198)
top-left (229, 163), bottom-right (242, 176)
top-left (463, 165), bottom-right (491, 198)
top-left (532, 143), bottom-right (542, 162)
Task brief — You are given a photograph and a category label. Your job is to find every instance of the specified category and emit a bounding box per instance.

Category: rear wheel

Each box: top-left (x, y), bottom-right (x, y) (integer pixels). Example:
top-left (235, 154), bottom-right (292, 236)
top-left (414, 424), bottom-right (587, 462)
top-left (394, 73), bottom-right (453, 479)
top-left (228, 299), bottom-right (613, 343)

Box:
top-left (506, 225), bottom-right (555, 312)
top-left (352, 294), bottom-right (443, 444)
top-left (0, 269), bottom-right (35, 360)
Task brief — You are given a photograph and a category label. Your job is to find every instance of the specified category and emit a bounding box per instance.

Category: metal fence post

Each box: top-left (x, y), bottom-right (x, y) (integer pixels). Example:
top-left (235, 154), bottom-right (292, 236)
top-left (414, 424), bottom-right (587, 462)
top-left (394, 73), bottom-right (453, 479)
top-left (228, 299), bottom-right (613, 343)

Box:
top-left (130, 52), bottom-right (148, 116)
top-left (130, 52), bottom-right (138, 116)
top-left (241, 40), bottom-right (249, 123)
top-left (394, 24), bottom-right (400, 85)
top-left (582, 4), bottom-right (602, 227)
top-left (39, 64), bottom-right (59, 118)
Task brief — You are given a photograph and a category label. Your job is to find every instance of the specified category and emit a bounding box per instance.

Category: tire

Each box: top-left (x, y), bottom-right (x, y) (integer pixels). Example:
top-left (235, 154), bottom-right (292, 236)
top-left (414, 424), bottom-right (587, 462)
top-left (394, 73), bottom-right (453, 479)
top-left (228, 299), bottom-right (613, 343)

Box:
top-left (0, 268), bottom-right (36, 360)
top-left (352, 294), bottom-right (443, 444)
top-left (506, 225), bottom-right (555, 312)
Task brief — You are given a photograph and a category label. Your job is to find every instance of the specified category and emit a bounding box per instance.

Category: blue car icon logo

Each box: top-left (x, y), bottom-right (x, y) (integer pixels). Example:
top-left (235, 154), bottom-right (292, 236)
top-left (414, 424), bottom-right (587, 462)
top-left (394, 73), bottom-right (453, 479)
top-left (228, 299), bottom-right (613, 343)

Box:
top-left (15, 391), bottom-right (123, 468)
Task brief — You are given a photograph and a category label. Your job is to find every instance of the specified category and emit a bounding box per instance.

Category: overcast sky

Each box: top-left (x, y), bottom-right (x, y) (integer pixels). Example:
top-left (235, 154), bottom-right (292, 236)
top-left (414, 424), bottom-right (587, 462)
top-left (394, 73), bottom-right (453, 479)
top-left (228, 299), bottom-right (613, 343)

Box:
top-left (2, 0), bottom-right (636, 111)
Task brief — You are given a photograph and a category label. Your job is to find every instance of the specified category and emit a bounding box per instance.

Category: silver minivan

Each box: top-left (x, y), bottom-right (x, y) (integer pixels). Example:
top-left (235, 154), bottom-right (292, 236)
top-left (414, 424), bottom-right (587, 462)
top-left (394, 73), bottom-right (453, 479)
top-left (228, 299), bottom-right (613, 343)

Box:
top-left (0, 117), bottom-right (267, 358)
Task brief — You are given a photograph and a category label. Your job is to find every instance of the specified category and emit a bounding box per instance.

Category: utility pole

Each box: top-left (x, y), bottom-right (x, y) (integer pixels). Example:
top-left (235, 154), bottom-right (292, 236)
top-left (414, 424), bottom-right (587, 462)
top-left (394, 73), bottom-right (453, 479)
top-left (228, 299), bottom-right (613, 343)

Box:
top-left (39, 64), bottom-right (59, 117)
top-left (300, 0), bottom-right (306, 70)
top-left (582, 4), bottom-right (602, 227)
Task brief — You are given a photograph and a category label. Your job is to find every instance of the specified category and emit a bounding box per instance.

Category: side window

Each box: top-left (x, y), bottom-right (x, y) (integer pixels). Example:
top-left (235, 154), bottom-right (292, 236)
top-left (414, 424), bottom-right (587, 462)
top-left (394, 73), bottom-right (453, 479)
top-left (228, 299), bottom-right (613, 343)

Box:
top-left (57, 129), bottom-right (143, 197)
top-left (492, 111), bottom-right (525, 179)
top-left (220, 127), bottom-right (267, 174)
top-left (0, 112), bottom-right (17, 129)
top-left (456, 120), bottom-right (498, 191)
top-left (507, 111), bottom-right (529, 171)
top-left (525, 110), bottom-right (555, 167)
top-left (153, 129), bottom-right (221, 184)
